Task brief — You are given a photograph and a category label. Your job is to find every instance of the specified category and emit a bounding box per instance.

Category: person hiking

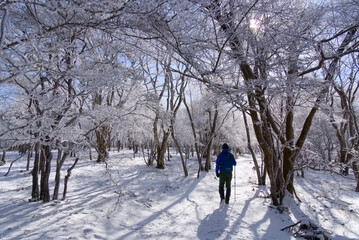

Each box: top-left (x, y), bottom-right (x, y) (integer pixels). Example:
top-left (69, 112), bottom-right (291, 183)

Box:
top-left (216, 143), bottom-right (236, 205)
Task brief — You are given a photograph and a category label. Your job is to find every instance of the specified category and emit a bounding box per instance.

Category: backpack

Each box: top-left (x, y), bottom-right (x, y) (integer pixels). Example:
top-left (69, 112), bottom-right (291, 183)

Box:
top-left (220, 151), bottom-right (234, 173)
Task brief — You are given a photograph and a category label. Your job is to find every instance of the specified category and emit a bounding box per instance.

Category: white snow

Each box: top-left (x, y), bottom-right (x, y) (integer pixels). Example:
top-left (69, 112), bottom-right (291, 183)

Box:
top-left (1, 150), bottom-right (358, 240)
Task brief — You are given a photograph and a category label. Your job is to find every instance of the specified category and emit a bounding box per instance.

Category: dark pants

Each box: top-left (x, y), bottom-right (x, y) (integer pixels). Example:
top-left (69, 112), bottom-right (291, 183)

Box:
top-left (219, 172), bottom-right (232, 204)
top-left (219, 172), bottom-right (232, 189)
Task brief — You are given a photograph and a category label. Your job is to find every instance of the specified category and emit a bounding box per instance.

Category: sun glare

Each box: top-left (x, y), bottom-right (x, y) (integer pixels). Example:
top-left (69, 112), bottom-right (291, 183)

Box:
top-left (249, 18), bottom-right (260, 32)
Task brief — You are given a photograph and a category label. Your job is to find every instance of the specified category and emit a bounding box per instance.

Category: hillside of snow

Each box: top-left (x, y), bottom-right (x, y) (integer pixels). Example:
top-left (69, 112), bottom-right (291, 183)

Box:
top-left (0, 150), bottom-right (358, 240)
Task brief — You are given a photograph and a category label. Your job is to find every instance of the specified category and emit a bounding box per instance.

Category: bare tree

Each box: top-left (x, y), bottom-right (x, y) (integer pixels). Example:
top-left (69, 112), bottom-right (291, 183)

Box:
top-left (183, 93), bottom-right (204, 177)
top-left (168, 67), bottom-right (188, 176)
top-left (141, 54), bottom-right (171, 169)
top-left (328, 54), bottom-right (359, 190)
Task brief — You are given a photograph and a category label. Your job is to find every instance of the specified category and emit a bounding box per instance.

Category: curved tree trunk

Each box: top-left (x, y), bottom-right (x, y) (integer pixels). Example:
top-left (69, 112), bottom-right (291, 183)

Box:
top-left (62, 157), bottom-right (79, 200)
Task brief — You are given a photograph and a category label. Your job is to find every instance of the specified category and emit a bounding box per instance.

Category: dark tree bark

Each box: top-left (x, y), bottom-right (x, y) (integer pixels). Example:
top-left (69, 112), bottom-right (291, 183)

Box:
top-left (353, 160), bottom-right (359, 192)
top-left (155, 131), bottom-right (169, 169)
top-left (62, 157), bottom-right (79, 200)
top-left (95, 125), bottom-right (111, 162)
top-left (92, 91), bottom-right (112, 163)
top-left (31, 143), bottom-right (40, 201)
top-left (53, 150), bottom-right (69, 200)
top-left (204, 105), bottom-right (218, 172)
top-left (26, 146), bottom-right (32, 171)
top-left (1, 150), bottom-right (5, 164)
top-left (40, 144), bottom-right (52, 202)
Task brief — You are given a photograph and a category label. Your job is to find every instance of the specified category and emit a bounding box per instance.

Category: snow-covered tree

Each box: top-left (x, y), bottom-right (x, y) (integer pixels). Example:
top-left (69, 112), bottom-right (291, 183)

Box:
top-left (132, 0), bottom-right (359, 205)
top-left (0, 0), bottom-right (143, 201)
top-left (1, 0), bottom-right (358, 206)
top-left (327, 53), bottom-right (359, 190)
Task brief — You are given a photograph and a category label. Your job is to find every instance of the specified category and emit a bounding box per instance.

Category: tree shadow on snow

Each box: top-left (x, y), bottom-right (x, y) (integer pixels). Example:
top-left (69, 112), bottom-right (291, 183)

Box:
top-left (197, 206), bottom-right (229, 240)
top-left (114, 178), bottom-right (201, 239)
top-left (223, 187), bottom-right (292, 240)
top-left (286, 195), bottom-right (359, 240)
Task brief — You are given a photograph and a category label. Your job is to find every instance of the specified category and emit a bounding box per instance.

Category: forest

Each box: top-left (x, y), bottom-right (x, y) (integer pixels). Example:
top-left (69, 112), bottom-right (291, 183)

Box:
top-left (0, 0), bottom-right (359, 239)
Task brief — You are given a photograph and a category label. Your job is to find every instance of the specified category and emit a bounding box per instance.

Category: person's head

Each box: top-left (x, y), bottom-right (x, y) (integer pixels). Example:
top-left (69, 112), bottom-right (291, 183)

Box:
top-left (222, 143), bottom-right (229, 150)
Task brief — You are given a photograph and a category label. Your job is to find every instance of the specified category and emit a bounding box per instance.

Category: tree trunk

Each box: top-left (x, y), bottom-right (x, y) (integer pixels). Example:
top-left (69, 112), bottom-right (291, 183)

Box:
top-left (204, 139), bottom-right (213, 172)
top-left (31, 143), bottom-right (40, 201)
top-left (204, 106), bottom-right (218, 172)
top-left (26, 146), bottom-right (32, 171)
top-left (242, 109), bottom-right (265, 185)
top-left (353, 158), bottom-right (359, 192)
top-left (117, 140), bottom-right (121, 152)
top-left (167, 144), bottom-right (170, 161)
top-left (331, 111), bottom-right (350, 174)
top-left (148, 141), bottom-right (155, 166)
top-left (171, 130), bottom-right (188, 177)
top-left (353, 162), bottom-right (359, 192)
top-left (156, 133), bottom-right (169, 169)
top-left (53, 150), bottom-right (69, 200)
top-left (283, 148), bottom-right (295, 195)
top-left (62, 157), bottom-right (79, 200)
top-left (183, 95), bottom-right (203, 177)
top-left (40, 145), bottom-right (52, 202)
top-left (1, 150), bottom-right (5, 164)
top-left (95, 125), bottom-right (111, 162)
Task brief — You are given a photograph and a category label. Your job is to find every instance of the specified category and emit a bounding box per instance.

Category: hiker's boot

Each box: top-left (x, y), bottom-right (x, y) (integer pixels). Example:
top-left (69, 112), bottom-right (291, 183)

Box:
top-left (219, 186), bottom-right (225, 204)
top-left (225, 188), bottom-right (231, 204)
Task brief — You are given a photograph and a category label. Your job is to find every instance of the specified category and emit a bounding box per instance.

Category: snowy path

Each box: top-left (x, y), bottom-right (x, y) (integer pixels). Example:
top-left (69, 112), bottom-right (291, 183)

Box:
top-left (1, 151), bottom-right (358, 240)
top-left (72, 153), bottom-right (298, 240)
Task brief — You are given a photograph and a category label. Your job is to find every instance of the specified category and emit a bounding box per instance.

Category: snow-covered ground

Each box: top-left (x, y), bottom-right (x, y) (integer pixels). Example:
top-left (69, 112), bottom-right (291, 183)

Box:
top-left (0, 150), bottom-right (358, 240)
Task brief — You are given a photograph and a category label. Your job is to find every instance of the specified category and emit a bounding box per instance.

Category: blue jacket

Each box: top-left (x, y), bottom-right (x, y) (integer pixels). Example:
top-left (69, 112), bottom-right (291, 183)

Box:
top-left (216, 149), bottom-right (236, 173)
